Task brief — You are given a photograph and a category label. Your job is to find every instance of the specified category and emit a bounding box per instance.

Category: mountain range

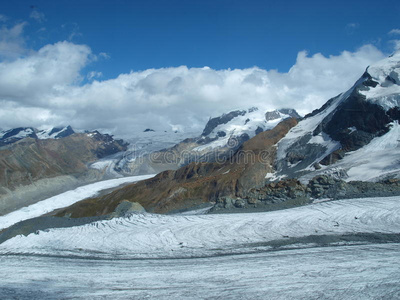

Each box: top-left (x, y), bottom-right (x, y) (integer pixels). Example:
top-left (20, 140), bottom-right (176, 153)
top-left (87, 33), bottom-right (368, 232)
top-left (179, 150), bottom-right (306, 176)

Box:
top-left (1, 51), bottom-right (400, 220)
top-left (54, 50), bottom-right (400, 217)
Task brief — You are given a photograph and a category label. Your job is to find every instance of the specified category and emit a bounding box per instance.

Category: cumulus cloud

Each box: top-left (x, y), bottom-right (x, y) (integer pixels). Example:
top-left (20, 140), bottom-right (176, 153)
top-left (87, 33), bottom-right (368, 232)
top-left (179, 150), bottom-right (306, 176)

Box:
top-left (0, 41), bottom-right (91, 102)
top-left (0, 40), bottom-right (386, 138)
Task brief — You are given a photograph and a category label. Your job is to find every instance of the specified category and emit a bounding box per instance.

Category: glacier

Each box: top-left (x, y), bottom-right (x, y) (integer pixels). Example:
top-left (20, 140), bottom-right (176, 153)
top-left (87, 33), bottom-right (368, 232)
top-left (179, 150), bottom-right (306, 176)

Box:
top-left (1, 195), bottom-right (400, 299)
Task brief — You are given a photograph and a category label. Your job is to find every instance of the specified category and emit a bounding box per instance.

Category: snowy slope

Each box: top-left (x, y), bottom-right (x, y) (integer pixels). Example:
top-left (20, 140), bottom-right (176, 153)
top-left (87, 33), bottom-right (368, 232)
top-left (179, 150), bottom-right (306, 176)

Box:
top-left (0, 127), bottom-right (37, 145)
top-left (0, 126), bottom-right (75, 146)
top-left (36, 126), bottom-right (75, 139)
top-left (1, 195), bottom-right (399, 259)
top-left (273, 50), bottom-right (400, 182)
top-left (194, 107), bottom-right (298, 152)
top-left (360, 51), bottom-right (400, 109)
top-left (0, 174), bottom-right (155, 231)
top-left (301, 121), bottom-right (400, 182)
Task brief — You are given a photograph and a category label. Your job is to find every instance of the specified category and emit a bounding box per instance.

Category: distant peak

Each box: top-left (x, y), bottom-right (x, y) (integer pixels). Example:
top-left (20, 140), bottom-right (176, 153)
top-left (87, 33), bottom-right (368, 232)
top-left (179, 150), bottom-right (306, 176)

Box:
top-left (265, 108), bottom-right (300, 121)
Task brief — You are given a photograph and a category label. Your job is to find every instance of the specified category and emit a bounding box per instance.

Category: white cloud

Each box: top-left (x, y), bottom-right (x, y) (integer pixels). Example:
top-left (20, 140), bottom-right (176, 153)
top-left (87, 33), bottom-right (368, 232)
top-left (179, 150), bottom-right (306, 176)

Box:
top-left (389, 29), bottom-right (400, 36)
top-left (0, 41), bottom-right (386, 138)
top-left (30, 10), bottom-right (46, 23)
top-left (0, 22), bottom-right (27, 59)
top-left (0, 41), bottom-right (91, 103)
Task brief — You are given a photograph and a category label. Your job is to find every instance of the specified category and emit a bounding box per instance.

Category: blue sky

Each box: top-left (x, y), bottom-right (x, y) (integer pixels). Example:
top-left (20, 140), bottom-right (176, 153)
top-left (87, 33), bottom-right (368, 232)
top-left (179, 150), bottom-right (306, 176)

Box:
top-left (0, 0), bottom-right (399, 135)
top-left (3, 0), bottom-right (400, 78)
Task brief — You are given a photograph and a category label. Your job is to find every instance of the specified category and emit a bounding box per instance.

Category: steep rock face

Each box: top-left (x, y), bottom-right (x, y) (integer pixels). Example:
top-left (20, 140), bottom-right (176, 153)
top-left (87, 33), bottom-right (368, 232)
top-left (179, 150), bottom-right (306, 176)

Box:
top-left (55, 118), bottom-right (298, 217)
top-left (274, 51), bottom-right (400, 182)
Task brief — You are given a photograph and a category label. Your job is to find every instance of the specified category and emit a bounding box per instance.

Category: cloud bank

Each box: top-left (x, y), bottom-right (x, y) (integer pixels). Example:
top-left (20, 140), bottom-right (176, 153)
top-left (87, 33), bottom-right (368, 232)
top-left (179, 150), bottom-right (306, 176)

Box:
top-left (0, 33), bottom-right (386, 137)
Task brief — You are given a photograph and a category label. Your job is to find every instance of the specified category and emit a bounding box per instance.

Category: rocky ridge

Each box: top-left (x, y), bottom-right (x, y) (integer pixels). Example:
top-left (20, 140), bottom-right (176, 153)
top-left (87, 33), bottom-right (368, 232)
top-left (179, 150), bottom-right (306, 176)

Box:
top-left (0, 131), bottom-right (128, 215)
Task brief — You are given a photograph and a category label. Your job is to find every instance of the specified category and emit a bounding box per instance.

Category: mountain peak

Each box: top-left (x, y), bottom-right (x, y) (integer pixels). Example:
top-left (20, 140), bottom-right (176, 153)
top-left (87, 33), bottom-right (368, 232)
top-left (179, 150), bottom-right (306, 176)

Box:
top-left (361, 52), bottom-right (400, 111)
top-left (0, 125), bottom-right (76, 147)
top-left (366, 50), bottom-right (400, 85)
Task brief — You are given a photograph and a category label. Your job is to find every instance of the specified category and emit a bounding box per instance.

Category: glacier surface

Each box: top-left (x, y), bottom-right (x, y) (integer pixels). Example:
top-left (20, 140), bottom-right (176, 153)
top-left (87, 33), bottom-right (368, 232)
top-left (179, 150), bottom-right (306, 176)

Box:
top-left (1, 195), bottom-right (400, 299)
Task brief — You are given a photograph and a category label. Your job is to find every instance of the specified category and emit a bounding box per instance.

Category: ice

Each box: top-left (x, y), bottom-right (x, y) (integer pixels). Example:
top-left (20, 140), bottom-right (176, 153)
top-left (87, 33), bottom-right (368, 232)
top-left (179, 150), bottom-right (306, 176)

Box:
top-left (1, 193), bottom-right (400, 298)
top-left (1, 195), bottom-right (400, 298)
top-left (2, 195), bottom-right (400, 259)
top-left (1, 243), bottom-right (399, 299)
top-left (0, 174), bottom-right (155, 231)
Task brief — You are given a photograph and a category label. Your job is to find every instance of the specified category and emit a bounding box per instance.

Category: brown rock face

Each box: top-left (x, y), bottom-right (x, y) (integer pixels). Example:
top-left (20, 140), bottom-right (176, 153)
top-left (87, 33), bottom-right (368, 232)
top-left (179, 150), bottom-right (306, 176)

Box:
top-left (0, 133), bottom-right (128, 193)
top-left (56, 118), bottom-right (298, 217)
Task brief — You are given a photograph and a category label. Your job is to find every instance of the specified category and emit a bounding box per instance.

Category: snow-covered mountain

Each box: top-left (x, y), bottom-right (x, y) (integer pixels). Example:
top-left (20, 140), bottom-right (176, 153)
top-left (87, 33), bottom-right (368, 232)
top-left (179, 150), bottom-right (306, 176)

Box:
top-left (0, 126), bottom-right (75, 146)
top-left (95, 107), bottom-right (300, 176)
top-left (272, 50), bottom-right (400, 183)
top-left (36, 125), bottom-right (75, 140)
top-left (193, 107), bottom-right (299, 152)
top-left (61, 51), bottom-right (400, 218)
